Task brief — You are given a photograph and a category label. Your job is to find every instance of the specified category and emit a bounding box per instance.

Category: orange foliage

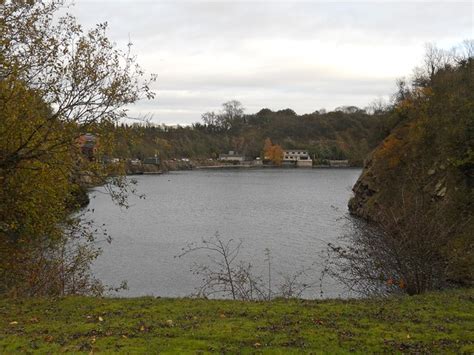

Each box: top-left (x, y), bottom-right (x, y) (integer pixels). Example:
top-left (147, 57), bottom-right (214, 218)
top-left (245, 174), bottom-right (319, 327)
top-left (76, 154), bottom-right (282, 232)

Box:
top-left (421, 87), bottom-right (433, 96)
top-left (396, 99), bottom-right (414, 111)
top-left (386, 277), bottom-right (406, 289)
top-left (263, 138), bottom-right (283, 166)
top-left (376, 135), bottom-right (398, 156)
top-left (375, 134), bottom-right (403, 168)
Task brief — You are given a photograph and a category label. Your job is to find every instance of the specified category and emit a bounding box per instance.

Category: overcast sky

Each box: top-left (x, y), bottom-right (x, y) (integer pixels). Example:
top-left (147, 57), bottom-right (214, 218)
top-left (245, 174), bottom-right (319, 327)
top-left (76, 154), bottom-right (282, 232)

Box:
top-left (68, 1), bottom-right (473, 125)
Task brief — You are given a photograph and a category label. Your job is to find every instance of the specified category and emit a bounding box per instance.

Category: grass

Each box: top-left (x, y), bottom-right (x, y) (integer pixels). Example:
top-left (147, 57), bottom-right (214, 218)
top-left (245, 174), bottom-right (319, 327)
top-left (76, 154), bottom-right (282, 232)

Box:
top-left (0, 289), bottom-right (473, 353)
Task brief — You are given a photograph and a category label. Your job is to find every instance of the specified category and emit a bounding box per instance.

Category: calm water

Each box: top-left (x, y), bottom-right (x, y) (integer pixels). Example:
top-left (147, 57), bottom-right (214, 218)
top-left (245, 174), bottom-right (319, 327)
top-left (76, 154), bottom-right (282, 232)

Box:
top-left (86, 168), bottom-right (361, 298)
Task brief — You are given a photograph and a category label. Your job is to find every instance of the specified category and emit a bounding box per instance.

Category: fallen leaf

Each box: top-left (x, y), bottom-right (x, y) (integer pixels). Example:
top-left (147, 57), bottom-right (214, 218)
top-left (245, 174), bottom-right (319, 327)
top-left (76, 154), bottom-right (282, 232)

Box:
top-left (44, 335), bottom-right (54, 343)
top-left (98, 316), bottom-right (104, 322)
top-left (9, 321), bottom-right (18, 326)
top-left (165, 319), bottom-right (174, 327)
top-left (29, 317), bottom-right (39, 323)
top-left (254, 342), bottom-right (261, 348)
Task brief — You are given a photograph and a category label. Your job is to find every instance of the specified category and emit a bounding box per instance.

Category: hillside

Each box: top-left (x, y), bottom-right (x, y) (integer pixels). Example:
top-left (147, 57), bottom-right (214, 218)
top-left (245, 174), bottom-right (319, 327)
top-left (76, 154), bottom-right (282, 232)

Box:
top-left (110, 107), bottom-right (388, 166)
top-left (349, 57), bottom-right (473, 286)
top-left (1, 289), bottom-right (473, 353)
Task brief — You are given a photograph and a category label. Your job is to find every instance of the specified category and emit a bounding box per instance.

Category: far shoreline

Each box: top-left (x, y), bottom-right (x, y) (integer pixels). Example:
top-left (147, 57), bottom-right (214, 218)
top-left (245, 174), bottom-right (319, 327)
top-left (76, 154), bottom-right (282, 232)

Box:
top-left (127, 165), bottom-right (362, 175)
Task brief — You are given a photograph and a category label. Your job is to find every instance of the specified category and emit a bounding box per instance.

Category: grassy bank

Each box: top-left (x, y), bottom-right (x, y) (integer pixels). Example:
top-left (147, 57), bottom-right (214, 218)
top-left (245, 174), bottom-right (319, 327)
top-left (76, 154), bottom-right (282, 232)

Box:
top-left (1, 289), bottom-right (473, 353)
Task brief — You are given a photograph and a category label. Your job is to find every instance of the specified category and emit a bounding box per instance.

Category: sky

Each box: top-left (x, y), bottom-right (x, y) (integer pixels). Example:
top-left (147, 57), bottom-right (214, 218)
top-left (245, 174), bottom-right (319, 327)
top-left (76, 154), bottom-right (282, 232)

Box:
top-left (67, 1), bottom-right (473, 125)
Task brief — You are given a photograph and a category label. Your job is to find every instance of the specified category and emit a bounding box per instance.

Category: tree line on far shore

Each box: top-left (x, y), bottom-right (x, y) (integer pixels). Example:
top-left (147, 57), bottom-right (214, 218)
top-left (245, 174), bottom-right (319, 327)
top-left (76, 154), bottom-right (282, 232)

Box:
top-left (108, 102), bottom-right (394, 167)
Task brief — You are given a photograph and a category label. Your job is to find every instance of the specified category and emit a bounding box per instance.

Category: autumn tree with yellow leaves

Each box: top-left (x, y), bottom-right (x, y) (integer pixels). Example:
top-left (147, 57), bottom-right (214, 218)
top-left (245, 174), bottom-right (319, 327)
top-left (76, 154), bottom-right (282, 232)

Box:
top-left (0, 1), bottom-right (155, 296)
top-left (263, 138), bottom-right (284, 166)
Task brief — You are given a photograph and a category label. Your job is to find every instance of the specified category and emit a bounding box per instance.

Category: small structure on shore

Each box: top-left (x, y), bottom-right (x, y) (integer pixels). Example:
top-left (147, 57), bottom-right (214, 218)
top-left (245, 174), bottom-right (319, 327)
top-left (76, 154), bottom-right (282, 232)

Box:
top-left (252, 157), bottom-right (263, 166)
top-left (77, 133), bottom-right (98, 161)
top-left (219, 151), bottom-right (245, 163)
top-left (282, 150), bottom-right (313, 167)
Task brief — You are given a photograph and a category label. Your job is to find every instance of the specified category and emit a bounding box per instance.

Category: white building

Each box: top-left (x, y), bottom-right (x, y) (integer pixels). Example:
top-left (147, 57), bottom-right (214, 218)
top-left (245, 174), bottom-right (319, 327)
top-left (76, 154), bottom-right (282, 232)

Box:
top-left (219, 151), bottom-right (245, 162)
top-left (283, 150), bottom-right (313, 167)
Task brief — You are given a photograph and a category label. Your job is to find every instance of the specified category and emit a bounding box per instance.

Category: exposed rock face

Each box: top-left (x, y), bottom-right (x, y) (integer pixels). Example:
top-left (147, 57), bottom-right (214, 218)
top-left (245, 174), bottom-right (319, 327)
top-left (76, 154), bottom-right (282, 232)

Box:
top-left (348, 154), bottom-right (377, 220)
top-left (347, 57), bottom-right (474, 288)
top-left (348, 121), bottom-right (415, 221)
top-left (348, 120), bottom-right (473, 287)
top-left (349, 125), bottom-right (468, 218)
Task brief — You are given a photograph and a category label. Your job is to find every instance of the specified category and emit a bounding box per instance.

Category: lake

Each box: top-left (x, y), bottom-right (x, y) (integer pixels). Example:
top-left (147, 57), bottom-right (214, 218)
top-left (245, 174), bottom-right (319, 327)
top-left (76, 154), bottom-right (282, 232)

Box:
top-left (86, 168), bottom-right (361, 298)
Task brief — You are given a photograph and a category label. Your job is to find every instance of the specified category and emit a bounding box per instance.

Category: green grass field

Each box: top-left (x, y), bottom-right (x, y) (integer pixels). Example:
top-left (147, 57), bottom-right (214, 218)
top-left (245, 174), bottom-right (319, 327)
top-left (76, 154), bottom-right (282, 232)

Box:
top-left (1, 289), bottom-right (473, 353)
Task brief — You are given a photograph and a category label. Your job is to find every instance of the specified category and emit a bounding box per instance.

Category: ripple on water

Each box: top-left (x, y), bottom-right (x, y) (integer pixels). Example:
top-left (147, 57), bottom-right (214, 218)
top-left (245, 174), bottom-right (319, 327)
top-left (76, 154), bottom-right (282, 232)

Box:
top-left (87, 168), bottom-right (361, 298)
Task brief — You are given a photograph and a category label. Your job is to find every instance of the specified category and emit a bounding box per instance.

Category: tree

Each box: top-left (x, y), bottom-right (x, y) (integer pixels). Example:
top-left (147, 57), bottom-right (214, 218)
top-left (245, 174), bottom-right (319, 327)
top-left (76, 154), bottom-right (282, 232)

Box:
top-left (423, 43), bottom-right (450, 79)
top-left (0, 1), bottom-right (154, 296)
top-left (1, 1), bottom-right (155, 172)
top-left (178, 234), bottom-right (313, 300)
top-left (276, 108), bottom-right (297, 116)
top-left (328, 194), bottom-right (467, 296)
top-left (201, 100), bottom-right (245, 131)
top-left (201, 111), bottom-right (218, 127)
top-left (334, 106), bottom-right (363, 114)
top-left (222, 100), bottom-right (245, 121)
top-left (263, 138), bottom-right (283, 166)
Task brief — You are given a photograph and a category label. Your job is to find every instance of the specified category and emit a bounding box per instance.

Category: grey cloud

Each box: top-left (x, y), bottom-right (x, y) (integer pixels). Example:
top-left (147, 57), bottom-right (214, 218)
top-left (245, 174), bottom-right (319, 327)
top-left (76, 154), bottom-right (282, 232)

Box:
top-left (66, 1), bottom-right (472, 124)
top-left (151, 67), bottom-right (395, 91)
top-left (73, 2), bottom-right (472, 44)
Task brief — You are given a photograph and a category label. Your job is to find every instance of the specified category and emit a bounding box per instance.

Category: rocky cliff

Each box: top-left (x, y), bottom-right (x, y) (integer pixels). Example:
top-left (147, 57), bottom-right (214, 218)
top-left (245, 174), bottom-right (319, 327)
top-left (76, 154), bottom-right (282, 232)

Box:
top-left (348, 58), bottom-right (473, 285)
